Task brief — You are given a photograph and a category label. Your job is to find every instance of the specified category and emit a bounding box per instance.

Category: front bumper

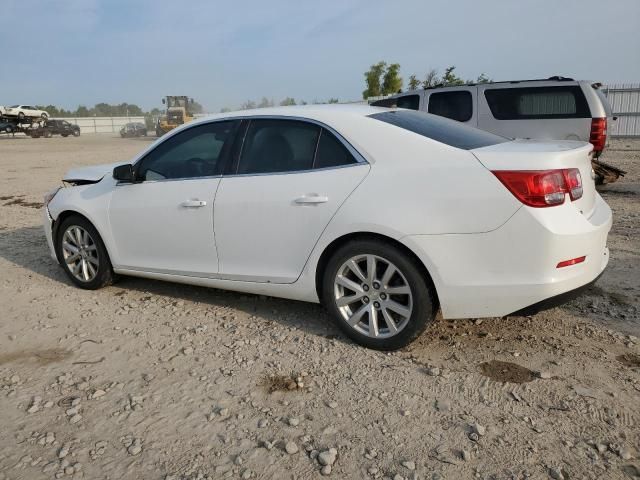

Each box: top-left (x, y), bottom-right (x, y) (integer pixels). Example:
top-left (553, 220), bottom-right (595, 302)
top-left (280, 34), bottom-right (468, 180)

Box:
top-left (43, 206), bottom-right (58, 263)
top-left (405, 193), bottom-right (612, 319)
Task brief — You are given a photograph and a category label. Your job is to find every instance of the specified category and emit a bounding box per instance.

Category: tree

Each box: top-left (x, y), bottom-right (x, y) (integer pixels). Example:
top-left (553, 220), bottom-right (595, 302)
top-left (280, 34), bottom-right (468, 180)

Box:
top-left (258, 97), bottom-right (273, 108)
top-left (190, 100), bottom-right (204, 114)
top-left (408, 74), bottom-right (420, 90)
top-left (441, 66), bottom-right (465, 86)
top-left (362, 61), bottom-right (387, 98)
top-left (241, 100), bottom-right (256, 110)
top-left (76, 105), bottom-right (90, 117)
top-left (476, 73), bottom-right (492, 84)
top-left (382, 63), bottom-right (403, 95)
top-left (279, 97), bottom-right (297, 106)
top-left (327, 98), bottom-right (339, 104)
top-left (220, 107), bottom-right (232, 113)
top-left (422, 69), bottom-right (440, 88)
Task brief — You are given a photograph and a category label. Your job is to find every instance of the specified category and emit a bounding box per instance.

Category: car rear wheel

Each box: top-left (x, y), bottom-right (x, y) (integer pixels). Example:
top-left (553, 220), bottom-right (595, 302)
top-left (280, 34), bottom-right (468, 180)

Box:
top-left (73, 130), bottom-right (80, 137)
top-left (322, 240), bottom-right (437, 350)
top-left (56, 215), bottom-right (115, 290)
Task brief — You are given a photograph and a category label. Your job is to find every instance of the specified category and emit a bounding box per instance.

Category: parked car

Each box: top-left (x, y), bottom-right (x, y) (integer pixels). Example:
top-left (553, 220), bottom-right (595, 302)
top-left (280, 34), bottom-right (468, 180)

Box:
top-left (0, 120), bottom-right (16, 134)
top-left (43, 106), bottom-right (611, 350)
top-left (3, 105), bottom-right (49, 120)
top-left (120, 122), bottom-right (147, 137)
top-left (371, 77), bottom-right (613, 157)
top-left (44, 119), bottom-right (81, 137)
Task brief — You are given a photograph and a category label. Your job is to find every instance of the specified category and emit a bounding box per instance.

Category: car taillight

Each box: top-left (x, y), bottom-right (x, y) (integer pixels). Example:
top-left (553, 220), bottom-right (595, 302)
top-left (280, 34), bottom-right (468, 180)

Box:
top-left (589, 117), bottom-right (607, 153)
top-left (492, 168), bottom-right (583, 208)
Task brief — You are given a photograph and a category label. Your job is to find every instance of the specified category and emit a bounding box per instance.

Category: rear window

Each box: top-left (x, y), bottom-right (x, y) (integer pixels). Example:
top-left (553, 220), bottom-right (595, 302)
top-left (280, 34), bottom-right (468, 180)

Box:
top-left (369, 110), bottom-right (506, 150)
top-left (428, 91), bottom-right (473, 122)
top-left (484, 86), bottom-right (590, 119)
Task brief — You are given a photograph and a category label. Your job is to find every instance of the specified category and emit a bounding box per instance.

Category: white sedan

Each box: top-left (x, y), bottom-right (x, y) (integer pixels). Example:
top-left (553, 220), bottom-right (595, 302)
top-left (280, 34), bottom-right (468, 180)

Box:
top-left (3, 104), bottom-right (49, 120)
top-left (43, 105), bottom-right (611, 350)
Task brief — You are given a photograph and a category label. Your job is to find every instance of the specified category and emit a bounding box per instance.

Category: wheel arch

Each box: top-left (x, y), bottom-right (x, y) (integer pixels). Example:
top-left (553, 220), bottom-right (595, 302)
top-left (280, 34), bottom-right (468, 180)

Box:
top-left (314, 232), bottom-right (440, 309)
top-left (52, 210), bottom-right (114, 264)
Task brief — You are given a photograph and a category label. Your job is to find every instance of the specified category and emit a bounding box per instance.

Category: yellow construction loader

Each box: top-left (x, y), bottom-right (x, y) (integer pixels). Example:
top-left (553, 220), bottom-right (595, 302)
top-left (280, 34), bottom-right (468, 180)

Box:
top-left (155, 96), bottom-right (195, 136)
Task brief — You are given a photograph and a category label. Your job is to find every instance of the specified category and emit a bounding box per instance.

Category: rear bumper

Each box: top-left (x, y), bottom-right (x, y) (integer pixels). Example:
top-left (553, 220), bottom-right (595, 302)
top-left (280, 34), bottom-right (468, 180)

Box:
top-left (404, 193), bottom-right (612, 319)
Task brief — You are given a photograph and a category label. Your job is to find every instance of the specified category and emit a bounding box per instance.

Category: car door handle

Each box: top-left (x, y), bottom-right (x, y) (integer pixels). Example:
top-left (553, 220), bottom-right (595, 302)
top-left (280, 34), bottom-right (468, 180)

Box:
top-left (294, 194), bottom-right (329, 205)
top-left (180, 200), bottom-right (207, 208)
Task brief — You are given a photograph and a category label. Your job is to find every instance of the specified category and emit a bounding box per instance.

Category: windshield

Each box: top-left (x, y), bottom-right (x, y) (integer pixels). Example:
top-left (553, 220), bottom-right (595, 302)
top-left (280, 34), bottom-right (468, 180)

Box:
top-left (167, 97), bottom-right (188, 108)
top-left (369, 110), bottom-right (507, 150)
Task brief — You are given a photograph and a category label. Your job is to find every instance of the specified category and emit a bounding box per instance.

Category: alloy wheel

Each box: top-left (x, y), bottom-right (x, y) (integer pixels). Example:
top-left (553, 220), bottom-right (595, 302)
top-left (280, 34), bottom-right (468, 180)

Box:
top-left (333, 254), bottom-right (413, 339)
top-left (61, 226), bottom-right (99, 282)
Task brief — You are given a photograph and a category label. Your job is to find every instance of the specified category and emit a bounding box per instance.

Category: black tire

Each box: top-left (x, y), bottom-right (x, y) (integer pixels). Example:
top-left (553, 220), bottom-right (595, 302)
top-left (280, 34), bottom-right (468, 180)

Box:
top-left (41, 113), bottom-right (48, 120)
top-left (61, 134), bottom-right (68, 137)
top-left (321, 239), bottom-right (437, 350)
top-left (18, 112), bottom-right (25, 119)
top-left (73, 130), bottom-right (80, 137)
top-left (55, 215), bottom-right (115, 290)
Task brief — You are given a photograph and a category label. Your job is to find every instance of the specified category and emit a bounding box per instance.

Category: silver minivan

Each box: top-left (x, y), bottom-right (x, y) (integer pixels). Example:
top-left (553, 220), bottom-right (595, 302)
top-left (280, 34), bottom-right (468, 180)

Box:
top-left (371, 77), bottom-right (613, 157)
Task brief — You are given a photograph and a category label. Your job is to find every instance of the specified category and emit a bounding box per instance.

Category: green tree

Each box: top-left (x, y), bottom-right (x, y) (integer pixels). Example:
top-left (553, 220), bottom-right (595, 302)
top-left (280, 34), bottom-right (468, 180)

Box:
top-left (327, 98), bottom-right (339, 104)
top-left (190, 100), bottom-right (204, 114)
top-left (422, 69), bottom-right (440, 88)
top-left (279, 97), bottom-right (297, 106)
top-left (476, 73), bottom-right (492, 84)
top-left (76, 105), bottom-right (90, 117)
top-left (382, 63), bottom-right (403, 95)
top-left (258, 97), bottom-right (273, 108)
top-left (241, 100), bottom-right (256, 110)
top-left (362, 61), bottom-right (387, 98)
top-left (408, 74), bottom-right (420, 90)
top-left (441, 66), bottom-right (465, 86)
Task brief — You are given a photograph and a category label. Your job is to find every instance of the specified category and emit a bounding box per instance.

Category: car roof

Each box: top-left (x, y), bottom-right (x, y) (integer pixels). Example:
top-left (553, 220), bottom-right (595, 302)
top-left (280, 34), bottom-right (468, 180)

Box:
top-left (189, 104), bottom-right (388, 127)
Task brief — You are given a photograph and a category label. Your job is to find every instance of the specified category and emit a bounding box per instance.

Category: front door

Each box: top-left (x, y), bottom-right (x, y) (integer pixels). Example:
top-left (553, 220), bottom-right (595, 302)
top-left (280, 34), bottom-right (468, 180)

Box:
top-left (109, 120), bottom-right (238, 275)
top-left (214, 119), bottom-right (369, 283)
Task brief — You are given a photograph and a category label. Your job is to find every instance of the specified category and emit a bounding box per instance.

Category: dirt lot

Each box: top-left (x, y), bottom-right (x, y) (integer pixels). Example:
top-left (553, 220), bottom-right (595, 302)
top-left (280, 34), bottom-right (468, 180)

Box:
top-left (0, 134), bottom-right (638, 480)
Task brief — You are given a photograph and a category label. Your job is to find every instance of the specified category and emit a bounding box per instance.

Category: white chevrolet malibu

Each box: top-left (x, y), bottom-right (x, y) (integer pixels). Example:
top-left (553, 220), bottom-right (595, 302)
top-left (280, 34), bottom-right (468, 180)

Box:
top-left (43, 105), bottom-right (611, 350)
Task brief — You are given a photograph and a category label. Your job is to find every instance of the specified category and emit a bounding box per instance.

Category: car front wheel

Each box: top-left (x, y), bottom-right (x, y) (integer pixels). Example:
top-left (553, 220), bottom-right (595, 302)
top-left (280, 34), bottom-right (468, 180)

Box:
top-left (56, 215), bottom-right (114, 290)
top-left (322, 239), bottom-right (437, 350)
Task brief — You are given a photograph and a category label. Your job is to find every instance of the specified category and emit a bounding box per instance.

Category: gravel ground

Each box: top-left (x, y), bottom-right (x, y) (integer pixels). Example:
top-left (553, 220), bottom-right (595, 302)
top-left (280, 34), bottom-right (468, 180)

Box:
top-left (0, 134), bottom-right (638, 480)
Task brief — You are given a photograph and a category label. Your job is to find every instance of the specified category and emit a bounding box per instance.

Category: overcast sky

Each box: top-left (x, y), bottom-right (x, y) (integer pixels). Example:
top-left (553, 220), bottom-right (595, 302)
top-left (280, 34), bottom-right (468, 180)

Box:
top-left (2, 0), bottom-right (639, 112)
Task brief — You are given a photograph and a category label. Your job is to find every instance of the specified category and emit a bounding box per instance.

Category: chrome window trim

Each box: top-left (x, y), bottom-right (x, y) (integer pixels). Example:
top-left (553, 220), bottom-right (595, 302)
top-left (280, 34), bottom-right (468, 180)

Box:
top-left (127, 114), bottom-right (369, 184)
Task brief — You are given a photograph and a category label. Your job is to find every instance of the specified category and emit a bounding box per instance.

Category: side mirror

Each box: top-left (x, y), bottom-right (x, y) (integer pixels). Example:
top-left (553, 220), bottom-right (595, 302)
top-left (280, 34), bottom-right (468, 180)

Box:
top-left (113, 164), bottom-right (135, 182)
top-left (162, 98), bottom-right (166, 105)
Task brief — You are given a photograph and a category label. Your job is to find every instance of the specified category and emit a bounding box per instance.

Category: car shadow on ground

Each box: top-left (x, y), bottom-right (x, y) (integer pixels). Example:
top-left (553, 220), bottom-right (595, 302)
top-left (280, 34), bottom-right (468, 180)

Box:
top-left (0, 225), bottom-right (349, 345)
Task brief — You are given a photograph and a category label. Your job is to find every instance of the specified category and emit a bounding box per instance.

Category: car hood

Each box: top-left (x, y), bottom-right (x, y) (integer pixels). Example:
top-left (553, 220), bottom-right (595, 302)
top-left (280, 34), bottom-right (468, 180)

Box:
top-left (63, 161), bottom-right (126, 182)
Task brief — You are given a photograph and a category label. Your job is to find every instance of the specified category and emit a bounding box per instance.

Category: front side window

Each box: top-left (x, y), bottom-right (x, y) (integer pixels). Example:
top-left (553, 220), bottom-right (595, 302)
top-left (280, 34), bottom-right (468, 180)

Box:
top-left (137, 121), bottom-right (237, 181)
top-left (314, 129), bottom-right (358, 169)
top-left (237, 120), bottom-right (320, 174)
top-left (427, 91), bottom-right (473, 122)
top-left (369, 110), bottom-right (506, 150)
top-left (484, 86), bottom-right (590, 120)
top-left (371, 97), bottom-right (397, 108)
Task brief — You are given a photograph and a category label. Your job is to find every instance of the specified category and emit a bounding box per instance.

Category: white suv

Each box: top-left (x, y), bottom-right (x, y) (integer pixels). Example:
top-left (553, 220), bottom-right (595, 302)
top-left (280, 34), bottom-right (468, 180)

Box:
top-left (3, 105), bottom-right (49, 120)
top-left (371, 77), bottom-right (612, 158)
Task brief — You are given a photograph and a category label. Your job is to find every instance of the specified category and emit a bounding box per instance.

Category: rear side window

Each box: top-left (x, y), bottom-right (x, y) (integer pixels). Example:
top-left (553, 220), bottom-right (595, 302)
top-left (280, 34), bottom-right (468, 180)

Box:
top-left (396, 95), bottom-right (420, 110)
top-left (484, 86), bottom-right (590, 119)
top-left (369, 110), bottom-right (506, 150)
top-left (371, 97), bottom-right (397, 108)
top-left (238, 120), bottom-right (320, 174)
top-left (428, 91), bottom-right (473, 122)
top-left (314, 129), bottom-right (358, 169)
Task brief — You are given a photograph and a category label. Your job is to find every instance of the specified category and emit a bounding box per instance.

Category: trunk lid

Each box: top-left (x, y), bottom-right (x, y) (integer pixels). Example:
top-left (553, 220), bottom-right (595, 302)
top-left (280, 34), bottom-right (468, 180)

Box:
top-left (472, 139), bottom-right (596, 217)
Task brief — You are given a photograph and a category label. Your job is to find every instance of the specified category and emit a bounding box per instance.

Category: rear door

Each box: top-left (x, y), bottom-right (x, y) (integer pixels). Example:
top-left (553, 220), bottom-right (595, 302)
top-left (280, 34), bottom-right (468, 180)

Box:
top-left (478, 84), bottom-right (592, 141)
top-left (214, 119), bottom-right (369, 283)
top-left (425, 87), bottom-right (477, 126)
